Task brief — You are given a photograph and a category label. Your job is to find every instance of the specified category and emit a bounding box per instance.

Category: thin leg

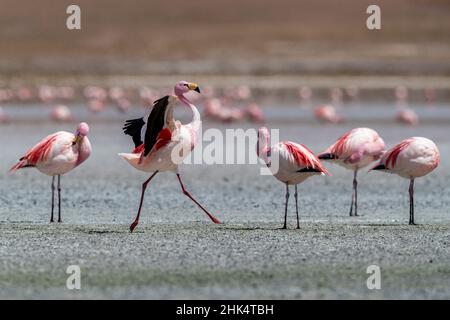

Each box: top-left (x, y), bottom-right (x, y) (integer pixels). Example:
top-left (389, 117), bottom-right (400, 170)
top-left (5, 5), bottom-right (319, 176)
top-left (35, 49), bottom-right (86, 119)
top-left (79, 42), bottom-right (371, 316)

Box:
top-left (409, 178), bottom-right (415, 225)
top-left (354, 170), bottom-right (358, 216)
top-left (349, 170), bottom-right (358, 216)
top-left (50, 176), bottom-right (55, 223)
top-left (283, 183), bottom-right (289, 229)
top-left (130, 171), bottom-right (158, 232)
top-left (295, 184), bottom-right (299, 229)
top-left (57, 175), bottom-right (62, 223)
top-left (176, 174), bottom-right (221, 224)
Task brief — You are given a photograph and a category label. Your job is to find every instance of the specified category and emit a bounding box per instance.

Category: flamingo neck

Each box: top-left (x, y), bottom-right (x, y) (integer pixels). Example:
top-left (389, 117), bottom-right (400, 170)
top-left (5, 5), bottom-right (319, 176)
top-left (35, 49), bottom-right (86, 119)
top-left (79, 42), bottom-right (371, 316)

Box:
top-left (257, 132), bottom-right (271, 164)
top-left (76, 137), bottom-right (91, 166)
top-left (178, 93), bottom-right (201, 128)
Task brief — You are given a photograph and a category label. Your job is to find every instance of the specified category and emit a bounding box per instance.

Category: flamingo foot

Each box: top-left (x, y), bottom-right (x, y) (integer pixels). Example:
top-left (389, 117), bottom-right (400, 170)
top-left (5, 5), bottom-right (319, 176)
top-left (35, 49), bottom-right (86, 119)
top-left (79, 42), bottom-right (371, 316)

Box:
top-left (208, 215), bottom-right (221, 224)
top-left (130, 220), bottom-right (139, 232)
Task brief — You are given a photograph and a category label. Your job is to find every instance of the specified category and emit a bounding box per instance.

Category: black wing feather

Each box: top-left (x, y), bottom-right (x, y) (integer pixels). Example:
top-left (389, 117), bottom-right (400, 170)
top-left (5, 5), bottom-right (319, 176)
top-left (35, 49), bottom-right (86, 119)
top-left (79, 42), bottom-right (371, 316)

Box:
top-left (123, 118), bottom-right (145, 148)
top-left (318, 153), bottom-right (338, 160)
top-left (144, 96), bottom-right (170, 156)
top-left (297, 167), bottom-right (323, 173)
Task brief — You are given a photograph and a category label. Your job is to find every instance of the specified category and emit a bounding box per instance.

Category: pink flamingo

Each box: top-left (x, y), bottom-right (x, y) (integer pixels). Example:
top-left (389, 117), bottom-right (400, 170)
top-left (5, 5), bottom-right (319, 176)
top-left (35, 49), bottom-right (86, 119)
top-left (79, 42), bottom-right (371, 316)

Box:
top-left (298, 86), bottom-right (312, 101)
top-left (38, 85), bottom-right (55, 104)
top-left (16, 87), bottom-right (34, 102)
top-left (88, 98), bottom-right (106, 113)
top-left (257, 127), bottom-right (329, 229)
top-left (319, 128), bottom-right (385, 216)
top-left (50, 105), bottom-right (73, 123)
top-left (396, 108), bottom-right (418, 126)
top-left (371, 137), bottom-right (440, 225)
top-left (10, 123), bottom-right (92, 222)
top-left (119, 81), bottom-right (221, 232)
top-left (314, 105), bottom-right (343, 124)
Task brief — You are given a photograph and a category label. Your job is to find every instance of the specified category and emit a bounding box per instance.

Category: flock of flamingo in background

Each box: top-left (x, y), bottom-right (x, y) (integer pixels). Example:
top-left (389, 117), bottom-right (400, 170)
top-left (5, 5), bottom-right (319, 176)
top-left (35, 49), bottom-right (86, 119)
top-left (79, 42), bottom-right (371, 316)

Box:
top-left (7, 81), bottom-right (441, 230)
top-left (0, 83), bottom-right (440, 125)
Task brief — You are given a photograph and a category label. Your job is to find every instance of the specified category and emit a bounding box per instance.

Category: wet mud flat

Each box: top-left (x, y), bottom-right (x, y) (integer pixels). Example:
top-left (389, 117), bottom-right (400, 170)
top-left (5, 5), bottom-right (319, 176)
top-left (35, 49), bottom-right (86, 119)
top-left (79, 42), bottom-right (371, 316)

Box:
top-left (0, 117), bottom-right (449, 299)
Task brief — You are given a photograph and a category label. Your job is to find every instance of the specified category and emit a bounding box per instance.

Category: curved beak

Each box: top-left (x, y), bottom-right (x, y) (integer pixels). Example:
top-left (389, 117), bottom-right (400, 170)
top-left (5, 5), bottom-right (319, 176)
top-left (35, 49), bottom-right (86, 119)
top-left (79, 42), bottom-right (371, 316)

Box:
top-left (188, 82), bottom-right (201, 93)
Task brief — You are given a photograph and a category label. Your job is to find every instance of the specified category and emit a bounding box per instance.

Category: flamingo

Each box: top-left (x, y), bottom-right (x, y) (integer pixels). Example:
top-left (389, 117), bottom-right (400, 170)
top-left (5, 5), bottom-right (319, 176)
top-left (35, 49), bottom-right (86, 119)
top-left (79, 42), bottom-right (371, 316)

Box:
top-left (119, 81), bottom-right (221, 232)
top-left (371, 137), bottom-right (440, 225)
top-left (10, 122), bottom-right (92, 222)
top-left (314, 105), bottom-right (343, 124)
top-left (318, 128), bottom-right (385, 216)
top-left (257, 127), bottom-right (329, 229)
top-left (396, 108), bottom-right (419, 126)
top-left (50, 105), bottom-right (73, 123)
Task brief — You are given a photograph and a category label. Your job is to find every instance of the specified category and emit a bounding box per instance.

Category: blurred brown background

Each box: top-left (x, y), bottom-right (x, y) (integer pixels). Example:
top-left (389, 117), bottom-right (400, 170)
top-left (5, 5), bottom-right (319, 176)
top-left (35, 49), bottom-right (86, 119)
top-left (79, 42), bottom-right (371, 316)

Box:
top-left (0, 0), bottom-right (449, 77)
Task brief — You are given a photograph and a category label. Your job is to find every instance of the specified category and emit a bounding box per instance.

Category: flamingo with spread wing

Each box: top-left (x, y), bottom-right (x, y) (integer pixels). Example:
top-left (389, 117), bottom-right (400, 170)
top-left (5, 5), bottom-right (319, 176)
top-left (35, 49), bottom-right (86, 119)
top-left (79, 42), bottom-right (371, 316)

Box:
top-left (119, 81), bottom-right (221, 232)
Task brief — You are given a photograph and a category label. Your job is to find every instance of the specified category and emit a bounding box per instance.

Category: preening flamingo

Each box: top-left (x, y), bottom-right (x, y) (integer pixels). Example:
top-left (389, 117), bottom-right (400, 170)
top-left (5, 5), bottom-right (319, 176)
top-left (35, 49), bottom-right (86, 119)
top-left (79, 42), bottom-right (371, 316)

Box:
top-left (257, 127), bottom-right (329, 229)
top-left (10, 123), bottom-right (91, 222)
top-left (371, 137), bottom-right (440, 225)
top-left (319, 128), bottom-right (385, 216)
top-left (120, 81), bottom-right (221, 232)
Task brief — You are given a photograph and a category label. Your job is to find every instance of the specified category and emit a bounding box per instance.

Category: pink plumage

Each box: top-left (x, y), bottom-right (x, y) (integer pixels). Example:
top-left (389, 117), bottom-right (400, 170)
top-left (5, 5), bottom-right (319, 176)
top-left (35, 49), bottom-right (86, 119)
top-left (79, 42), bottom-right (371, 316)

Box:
top-left (319, 127), bottom-right (385, 216)
top-left (10, 122), bottom-right (92, 223)
top-left (257, 127), bottom-right (328, 229)
top-left (372, 137), bottom-right (440, 225)
top-left (120, 81), bottom-right (221, 232)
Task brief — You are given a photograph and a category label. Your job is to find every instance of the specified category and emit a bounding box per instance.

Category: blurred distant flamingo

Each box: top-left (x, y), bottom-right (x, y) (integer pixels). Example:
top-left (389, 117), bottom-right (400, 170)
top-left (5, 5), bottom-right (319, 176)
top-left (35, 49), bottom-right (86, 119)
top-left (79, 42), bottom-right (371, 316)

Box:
top-left (298, 86), bottom-right (312, 101)
top-left (10, 123), bottom-right (92, 222)
top-left (314, 105), bottom-right (343, 124)
top-left (0, 106), bottom-right (10, 124)
top-left (330, 87), bottom-right (343, 105)
top-left (345, 86), bottom-right (360, 102)
top-left (371, 137), bottom-right (440, 225)
top-left (16, 87), bottom-right (34, 102)
top-left (50, 105), bottom-right (73, 123)
top-left (0, 88), bottom-right (14, 103)
top-left (319, 128), bottom-right (385, 216)
top-left (257, 127), bottom-right (329, 228)
top-left (88, 99), bottom-right (106, 113)
top-left (424, 88), bottom-right (436, 107)
top-left (396, 108), bottom-right (418, 126)
top-left (119, 81), bottom-right (221, 232)
top-left (55, 86), bottom-right (75, 102)
top-left (38, 86), bottom-right (55, 104)
top-left (395, 85), bottom-right (408, 101)
top-left (139, 87), bottom-right (158, 106)
top-left (245, 103), bottom-right (264, 123)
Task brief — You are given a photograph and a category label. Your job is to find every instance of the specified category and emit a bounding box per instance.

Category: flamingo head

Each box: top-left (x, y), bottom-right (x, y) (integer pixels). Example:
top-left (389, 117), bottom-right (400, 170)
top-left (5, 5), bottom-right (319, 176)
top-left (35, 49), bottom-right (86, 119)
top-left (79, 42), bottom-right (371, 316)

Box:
top-left (174, 81), bottom-right (201, 97)
top-left (74, 122), bottom-right (89, 144)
